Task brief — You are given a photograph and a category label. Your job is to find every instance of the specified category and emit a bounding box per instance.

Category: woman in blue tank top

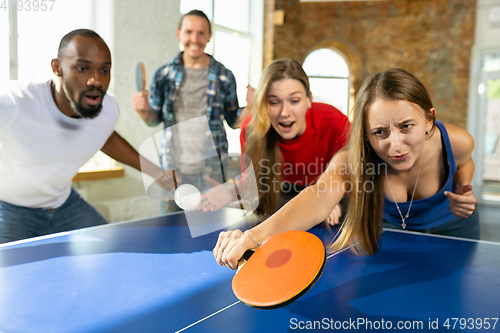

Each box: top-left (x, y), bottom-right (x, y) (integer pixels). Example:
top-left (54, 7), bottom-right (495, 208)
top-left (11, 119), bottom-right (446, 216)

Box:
top-left (214, 68), bottom-right (478, 268)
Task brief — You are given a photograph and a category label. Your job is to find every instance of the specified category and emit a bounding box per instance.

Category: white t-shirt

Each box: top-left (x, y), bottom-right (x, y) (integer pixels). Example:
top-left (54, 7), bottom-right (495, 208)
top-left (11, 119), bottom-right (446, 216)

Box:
top-left (0, 80), bottom-right (119, 208)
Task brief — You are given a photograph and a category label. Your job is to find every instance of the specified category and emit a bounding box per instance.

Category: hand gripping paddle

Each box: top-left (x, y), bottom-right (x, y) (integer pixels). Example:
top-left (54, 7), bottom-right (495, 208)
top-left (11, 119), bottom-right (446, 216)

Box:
top-left (232, 230), bottom-right (326, 309)
top-left (135, 62), bottom-right (146, 92)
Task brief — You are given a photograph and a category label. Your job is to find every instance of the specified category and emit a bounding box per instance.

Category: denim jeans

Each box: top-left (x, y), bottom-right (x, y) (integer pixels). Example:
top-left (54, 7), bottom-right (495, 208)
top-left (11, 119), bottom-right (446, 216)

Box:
top-left (383, 208), bottom-right (480, 240)
top-left (0, 189), bottom-right (108, 244)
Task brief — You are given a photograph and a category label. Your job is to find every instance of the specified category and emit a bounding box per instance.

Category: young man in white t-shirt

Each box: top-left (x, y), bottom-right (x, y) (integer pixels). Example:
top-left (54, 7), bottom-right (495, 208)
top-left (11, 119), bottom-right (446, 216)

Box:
top-left (0, 29), bottom-right (171, 244)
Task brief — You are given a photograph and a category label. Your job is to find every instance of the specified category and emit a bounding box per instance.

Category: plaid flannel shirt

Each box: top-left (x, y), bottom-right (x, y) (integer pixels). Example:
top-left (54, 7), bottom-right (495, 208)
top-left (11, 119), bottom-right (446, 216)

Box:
top-left (149, 53), bottom-right (241, 166)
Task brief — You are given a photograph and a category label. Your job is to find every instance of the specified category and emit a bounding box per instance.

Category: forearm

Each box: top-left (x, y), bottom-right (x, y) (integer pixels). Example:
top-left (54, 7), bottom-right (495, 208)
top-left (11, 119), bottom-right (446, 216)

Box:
top-left (101, 132), bottom-right (140, 169)
top-left (101, 132), bottom-right (161, 178)
top-left (233, 106), bottom-right (252, 129)
top-left (138, 108), bottom-right (162, 126)
top-left (247, 174), bottom-right (344, 245)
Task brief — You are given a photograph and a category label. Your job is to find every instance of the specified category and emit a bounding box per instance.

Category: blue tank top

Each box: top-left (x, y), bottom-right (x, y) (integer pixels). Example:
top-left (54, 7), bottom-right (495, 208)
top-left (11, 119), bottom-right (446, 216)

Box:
top-left (383, 121), bottom-right (457, 229)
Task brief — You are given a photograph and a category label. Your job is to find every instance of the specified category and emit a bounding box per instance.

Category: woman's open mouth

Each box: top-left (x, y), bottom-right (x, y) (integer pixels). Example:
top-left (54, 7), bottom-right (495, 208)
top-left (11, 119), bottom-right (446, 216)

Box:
top-left (279, 121), bottom-right (295, 131)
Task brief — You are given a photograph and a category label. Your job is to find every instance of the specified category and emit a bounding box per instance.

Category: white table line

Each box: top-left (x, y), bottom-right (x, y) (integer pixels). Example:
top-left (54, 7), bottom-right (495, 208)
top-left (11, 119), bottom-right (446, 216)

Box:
top-left (174, 300), bottom-right (241, 333)
top-left (176, 245), bottom-right (349, 332)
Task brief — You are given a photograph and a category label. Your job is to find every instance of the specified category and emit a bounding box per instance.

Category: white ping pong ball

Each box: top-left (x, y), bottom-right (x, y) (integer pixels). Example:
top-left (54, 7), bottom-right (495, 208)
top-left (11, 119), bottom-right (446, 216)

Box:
top-left (174, 184), bottom-right (202, 211)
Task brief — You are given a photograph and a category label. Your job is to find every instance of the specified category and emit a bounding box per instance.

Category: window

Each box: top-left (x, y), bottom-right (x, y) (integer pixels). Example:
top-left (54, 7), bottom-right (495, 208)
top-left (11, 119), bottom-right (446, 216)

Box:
top-left (214, 0), bottom-right (249, 32)
top-left (181, 0), bottom-right (249, 32)
top-left (1, 0), bottom-right (118, 178)
top-left (484, 52), bottom-right (500, 72)
top-left (180, 0), bottom-right (262, 153)
top-left (3, 0), bottom-right (92, 81)
top-left (480, 53), bottom-right (500, 191)
top-left (0, 9), bottom-right (8, 79)
top-left (303, 48), bottom-right (351, 115)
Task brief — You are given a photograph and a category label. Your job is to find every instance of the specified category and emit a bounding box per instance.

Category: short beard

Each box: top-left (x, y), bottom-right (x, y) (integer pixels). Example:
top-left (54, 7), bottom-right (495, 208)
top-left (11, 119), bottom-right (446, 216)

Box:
top-left (62, 82), bottom-right (105, 119)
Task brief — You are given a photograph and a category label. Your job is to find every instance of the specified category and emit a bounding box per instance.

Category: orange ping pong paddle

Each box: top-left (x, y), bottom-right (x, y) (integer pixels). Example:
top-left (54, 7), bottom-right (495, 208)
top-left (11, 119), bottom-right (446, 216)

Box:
top-left (136, 62), bottom-right (146, 92)
top-left (232, 230), bottom-right (326, 309)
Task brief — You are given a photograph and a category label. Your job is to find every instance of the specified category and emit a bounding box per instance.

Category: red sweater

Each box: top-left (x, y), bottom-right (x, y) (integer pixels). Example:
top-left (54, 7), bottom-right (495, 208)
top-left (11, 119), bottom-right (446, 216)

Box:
top-left (240, 102), bottom-right (350, 186)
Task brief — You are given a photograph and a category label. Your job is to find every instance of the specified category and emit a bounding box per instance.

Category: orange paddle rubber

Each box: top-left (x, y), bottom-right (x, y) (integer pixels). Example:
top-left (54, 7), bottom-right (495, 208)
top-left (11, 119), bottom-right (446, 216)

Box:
top-left (232, 230), bottom-right (326, 309)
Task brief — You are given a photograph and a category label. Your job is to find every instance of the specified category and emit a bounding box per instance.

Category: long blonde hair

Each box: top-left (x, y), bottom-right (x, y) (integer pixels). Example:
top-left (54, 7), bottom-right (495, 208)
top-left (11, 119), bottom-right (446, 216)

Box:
top-left (331, 68), bottom-right (436, 255)
top-left (245, 58), bottom-right (311, 216)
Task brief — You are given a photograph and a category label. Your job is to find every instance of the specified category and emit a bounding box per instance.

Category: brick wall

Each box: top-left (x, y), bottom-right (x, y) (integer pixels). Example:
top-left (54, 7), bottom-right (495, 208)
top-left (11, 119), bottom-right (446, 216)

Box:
top-left (266, 0), bottom-right (476, 128)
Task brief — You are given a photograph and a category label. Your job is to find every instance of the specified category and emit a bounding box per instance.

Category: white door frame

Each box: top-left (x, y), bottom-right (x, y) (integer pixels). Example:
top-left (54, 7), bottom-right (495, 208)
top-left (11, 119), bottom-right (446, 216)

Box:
top-left (468, 48), bottom-right (500, 206)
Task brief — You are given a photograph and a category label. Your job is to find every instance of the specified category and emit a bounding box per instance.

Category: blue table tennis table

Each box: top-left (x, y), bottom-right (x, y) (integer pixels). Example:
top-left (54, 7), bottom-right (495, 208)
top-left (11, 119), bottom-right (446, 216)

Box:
top-left (0, 208), bottom-right (499, 333)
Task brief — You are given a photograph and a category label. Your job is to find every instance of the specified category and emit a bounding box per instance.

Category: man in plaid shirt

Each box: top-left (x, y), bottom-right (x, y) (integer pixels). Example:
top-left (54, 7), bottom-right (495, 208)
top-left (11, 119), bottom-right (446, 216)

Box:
top-left (132, 10), bottom-right (250, 213)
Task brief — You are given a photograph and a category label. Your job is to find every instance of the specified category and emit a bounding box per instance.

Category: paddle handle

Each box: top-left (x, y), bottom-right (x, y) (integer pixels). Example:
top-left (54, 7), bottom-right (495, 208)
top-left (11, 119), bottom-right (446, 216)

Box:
top-left (237, 250), bottom-right (254, 271)
top-left (136, 62), bottom-right (146, 92)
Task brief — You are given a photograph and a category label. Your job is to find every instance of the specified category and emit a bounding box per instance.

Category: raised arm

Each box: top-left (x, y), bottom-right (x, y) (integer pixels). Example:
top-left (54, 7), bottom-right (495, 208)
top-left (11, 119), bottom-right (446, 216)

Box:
top-left (232, 85), bottom-right (255, 129)
top-left (131, 65), bottom-right (168, 127)
top-left (131, 91), bottom-right (162, 126)
top-left (214, 151), bottom-right (349, 269)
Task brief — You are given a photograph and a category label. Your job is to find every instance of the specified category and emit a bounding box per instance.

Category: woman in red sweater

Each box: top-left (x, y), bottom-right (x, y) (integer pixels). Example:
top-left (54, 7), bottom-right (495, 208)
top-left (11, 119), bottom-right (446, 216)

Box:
top-left (200, 58), bottom-right (350, 221)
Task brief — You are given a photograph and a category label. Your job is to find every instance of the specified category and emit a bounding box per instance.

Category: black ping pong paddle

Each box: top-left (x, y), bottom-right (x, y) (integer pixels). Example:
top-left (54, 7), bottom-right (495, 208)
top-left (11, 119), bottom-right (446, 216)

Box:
top-left (232, 230), bottom-right (326, 309)
top-left (136, 62), bottom-right (146, 92)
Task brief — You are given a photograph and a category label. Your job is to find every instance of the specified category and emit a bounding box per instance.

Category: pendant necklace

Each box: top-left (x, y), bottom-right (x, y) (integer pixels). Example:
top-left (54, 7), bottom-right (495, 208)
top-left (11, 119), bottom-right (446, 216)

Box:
top-left (385, 152), bottom-right (424, 229)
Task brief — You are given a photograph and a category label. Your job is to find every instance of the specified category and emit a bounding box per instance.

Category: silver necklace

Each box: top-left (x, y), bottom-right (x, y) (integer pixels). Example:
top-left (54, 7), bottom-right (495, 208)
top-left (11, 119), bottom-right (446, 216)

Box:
top-left (385, 153), bottom-right (423, 229)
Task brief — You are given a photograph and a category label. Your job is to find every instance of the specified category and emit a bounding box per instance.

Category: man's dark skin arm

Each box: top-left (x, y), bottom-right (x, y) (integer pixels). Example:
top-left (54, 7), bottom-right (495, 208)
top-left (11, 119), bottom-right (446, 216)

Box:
top-left (100, 131), bottom-right (179, 191)
top-left (101, 131), bottom-right (142, 170)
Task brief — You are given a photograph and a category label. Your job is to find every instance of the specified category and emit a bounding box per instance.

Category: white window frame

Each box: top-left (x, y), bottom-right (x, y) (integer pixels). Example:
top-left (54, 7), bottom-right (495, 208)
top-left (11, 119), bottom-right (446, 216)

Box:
top-left (303, 47), bottom-right (352, 115)
top-left (3, 1), bottom-right (120, 178)
top-left (468, 49), bottom-right (500, 204)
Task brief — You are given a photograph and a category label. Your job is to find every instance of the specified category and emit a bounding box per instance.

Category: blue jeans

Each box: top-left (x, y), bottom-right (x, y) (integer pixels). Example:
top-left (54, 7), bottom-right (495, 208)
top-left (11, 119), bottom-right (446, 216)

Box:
top-left (0, 189), bottom-right (108, 244)
top-left (383, 208), bottom-right (480, 240)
